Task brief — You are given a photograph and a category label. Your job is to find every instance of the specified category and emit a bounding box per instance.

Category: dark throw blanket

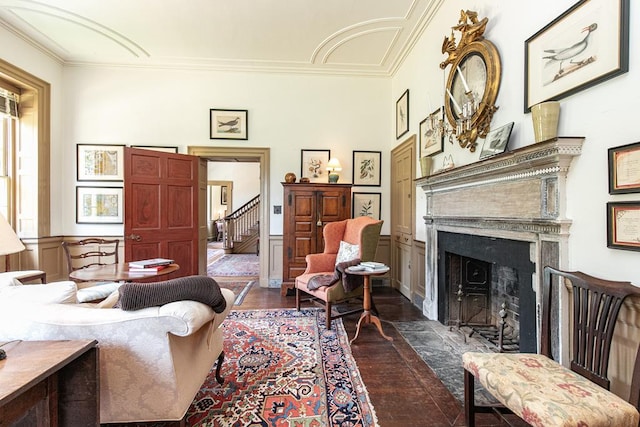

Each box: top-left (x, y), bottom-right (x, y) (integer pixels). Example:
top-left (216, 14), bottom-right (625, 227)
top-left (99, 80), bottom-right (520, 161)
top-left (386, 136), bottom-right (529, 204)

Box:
top-left (117, 275), bottom-right (227, 313)
top-left (307, 258), bottom-right (363, 293)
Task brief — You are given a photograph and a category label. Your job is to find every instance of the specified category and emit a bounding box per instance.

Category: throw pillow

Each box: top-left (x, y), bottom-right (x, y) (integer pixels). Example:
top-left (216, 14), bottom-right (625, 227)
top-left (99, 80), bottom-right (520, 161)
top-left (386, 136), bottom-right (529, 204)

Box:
top-left (76, 282), bottom-right (122, 303)
top-left (336, 240), bottom-right (360, 265)
top-left (0, 281), bottom-right (78, 304)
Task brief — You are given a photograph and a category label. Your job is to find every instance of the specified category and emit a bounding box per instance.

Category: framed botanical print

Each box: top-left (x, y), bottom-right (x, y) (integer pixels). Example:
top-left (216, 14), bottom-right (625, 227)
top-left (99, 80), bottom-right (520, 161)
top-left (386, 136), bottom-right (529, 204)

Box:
top-left (76, 186), bottom-right (123, 224)
top-left (396, 89), bottom-right (409, 139)
top-left (352, 151), bottom-right (381, 187)
top-left (352, 192), bottom-right (381, 220)
top-left (77, 144), bottom-right (125, 181)
top-left (301, 149), bottom-right (330, 183)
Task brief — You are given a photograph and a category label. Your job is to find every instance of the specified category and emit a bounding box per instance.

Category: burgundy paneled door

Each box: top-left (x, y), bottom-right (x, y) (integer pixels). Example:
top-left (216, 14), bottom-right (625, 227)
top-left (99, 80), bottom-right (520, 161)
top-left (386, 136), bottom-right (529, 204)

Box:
top-left (124, 147), bottom-right (200, 278)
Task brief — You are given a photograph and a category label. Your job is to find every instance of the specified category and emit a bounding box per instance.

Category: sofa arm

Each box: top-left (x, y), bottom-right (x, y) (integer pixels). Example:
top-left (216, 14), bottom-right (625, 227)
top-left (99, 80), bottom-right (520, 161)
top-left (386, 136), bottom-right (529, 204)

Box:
top-left (302, 253), bottom-right (337, 275)
top-left (158, 288), bottom-right (235, 335)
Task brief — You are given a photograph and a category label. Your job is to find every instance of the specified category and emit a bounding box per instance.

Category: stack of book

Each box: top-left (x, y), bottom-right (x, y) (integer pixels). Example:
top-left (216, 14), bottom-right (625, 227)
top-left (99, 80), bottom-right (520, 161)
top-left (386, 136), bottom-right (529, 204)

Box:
top-left (359, 261), bottom-right (387, 271)
top-left (128, 258), bottom-right (174, 272)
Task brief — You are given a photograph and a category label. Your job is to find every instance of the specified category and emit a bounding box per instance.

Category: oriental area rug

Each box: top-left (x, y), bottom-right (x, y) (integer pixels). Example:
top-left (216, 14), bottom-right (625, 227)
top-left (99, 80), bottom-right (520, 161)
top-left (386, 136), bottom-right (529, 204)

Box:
top-left (185, 308), bottom-right (379, 426)
top-left (207, 254), bottom-right (260, 277)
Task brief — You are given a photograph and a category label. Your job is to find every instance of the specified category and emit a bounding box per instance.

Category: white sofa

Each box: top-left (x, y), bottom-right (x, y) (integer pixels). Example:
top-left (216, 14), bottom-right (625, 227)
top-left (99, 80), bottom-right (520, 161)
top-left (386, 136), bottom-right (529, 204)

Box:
top-left (0, 275), bottom-right (234, 424)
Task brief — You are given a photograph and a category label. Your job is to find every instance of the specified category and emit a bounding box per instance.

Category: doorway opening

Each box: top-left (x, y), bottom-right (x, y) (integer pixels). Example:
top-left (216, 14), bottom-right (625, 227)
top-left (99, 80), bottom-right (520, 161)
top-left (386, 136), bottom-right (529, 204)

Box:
top-left (188, 146), bottom-right (270, 288)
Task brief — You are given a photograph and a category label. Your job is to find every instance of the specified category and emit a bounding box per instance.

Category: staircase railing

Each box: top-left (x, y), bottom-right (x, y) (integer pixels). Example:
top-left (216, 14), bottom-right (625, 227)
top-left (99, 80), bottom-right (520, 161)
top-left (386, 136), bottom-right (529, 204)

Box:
top-left (221, 194), bottom-right (260, 251)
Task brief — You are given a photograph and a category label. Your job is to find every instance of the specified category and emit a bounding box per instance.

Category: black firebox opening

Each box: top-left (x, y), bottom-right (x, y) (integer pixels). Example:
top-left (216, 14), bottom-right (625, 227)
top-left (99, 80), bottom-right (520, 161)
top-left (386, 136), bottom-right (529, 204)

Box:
top-left (437, 231), bottom-right (536, 353)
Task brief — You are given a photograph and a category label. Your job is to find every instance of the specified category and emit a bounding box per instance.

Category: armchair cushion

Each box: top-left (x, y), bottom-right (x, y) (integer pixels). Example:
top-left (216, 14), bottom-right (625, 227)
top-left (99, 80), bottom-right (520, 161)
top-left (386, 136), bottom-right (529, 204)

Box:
top-left (117, 275), bottom-right (227, 313)
top-left (0, 280), bottom-right (78, 304)
top-left (335, 240), bottom-right (359, 264)
top-left (463, 352), bottom-right (639, 427)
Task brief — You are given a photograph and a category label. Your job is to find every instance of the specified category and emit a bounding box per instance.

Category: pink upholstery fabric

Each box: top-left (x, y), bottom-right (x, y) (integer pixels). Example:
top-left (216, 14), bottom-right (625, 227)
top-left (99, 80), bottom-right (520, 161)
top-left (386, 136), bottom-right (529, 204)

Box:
top-left (463, 352), bottom-right (640, 427)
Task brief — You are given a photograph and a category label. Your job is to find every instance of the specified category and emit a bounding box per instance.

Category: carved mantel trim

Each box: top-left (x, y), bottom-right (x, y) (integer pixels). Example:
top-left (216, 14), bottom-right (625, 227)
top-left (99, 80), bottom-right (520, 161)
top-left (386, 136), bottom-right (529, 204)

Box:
top-left (417, 137), bottom-right (584, 320)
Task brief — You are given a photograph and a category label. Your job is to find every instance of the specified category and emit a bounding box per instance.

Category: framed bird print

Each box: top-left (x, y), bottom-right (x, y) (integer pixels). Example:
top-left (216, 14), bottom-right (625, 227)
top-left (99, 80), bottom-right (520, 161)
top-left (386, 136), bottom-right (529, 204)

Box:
top-left (524, 0), bottom-right (629, 112)
top-left (210, 109), bottom-right (248, 140)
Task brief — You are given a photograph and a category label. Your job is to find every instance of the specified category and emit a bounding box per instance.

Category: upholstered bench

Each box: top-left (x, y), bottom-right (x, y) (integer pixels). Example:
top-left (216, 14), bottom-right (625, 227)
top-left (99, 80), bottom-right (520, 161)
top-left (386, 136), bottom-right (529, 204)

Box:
top-left (463, 266), bottom-right (640, 427)
top-left (463, 352), bottom-right (639, 426)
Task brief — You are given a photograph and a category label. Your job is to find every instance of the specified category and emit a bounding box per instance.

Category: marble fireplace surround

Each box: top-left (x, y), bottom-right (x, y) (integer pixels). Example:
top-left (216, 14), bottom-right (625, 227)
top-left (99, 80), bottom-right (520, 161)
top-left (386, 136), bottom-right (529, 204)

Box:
top-left (416, 137), bottom-right (584, 345)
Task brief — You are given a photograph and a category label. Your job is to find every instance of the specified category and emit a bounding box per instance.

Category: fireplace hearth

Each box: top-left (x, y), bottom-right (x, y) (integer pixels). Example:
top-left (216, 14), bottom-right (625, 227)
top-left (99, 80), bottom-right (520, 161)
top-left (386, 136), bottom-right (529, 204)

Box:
top-left (417, 137), bottom-right (584, 354)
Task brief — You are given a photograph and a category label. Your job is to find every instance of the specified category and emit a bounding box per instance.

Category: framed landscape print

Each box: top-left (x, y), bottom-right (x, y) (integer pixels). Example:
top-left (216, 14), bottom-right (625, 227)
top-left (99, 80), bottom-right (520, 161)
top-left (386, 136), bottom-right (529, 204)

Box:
top-left (77, 144), bottom-right (125, 181)
top-left (608, 141), bottom-right (640, 194)
top-left (419, 107), bottom-right (444, 157)
top-left (352, 192), bottom-right (381, 220)
top-left (301, 149), bottom-right (330, 183)
top-left (396, 89), bottom-right (409, 139)
top-left (76, 186), bottom-right (123, 224)
top-left (210, 109), bottom-right (248, 140)
top-left (524, 0), bottom-right (629, 112)
top-left (352, 151), bottom-right (381, 187)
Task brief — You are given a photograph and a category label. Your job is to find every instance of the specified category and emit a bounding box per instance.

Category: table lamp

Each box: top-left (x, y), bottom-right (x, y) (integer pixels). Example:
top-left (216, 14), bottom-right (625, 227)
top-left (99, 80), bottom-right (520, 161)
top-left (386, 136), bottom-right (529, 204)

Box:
top-left (327, 158), bottom-right (342, 183)
top-left (0, 213), bottom-right (25, 271)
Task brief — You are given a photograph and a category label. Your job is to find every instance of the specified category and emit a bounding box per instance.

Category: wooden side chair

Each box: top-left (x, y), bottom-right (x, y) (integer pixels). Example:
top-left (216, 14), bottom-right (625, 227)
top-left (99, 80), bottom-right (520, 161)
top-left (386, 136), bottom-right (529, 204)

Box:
top-left (62, 238), bottom-right (120, 281)
top-left (463, 266), bottom-right (640, 426)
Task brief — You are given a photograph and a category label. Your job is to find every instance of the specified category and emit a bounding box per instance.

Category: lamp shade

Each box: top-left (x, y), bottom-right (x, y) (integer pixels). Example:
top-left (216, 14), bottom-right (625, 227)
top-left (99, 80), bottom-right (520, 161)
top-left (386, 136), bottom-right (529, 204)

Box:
top-left (0, 213), bottom-right (25, 257)
top-left (327, 158), bottom-right (342, 172)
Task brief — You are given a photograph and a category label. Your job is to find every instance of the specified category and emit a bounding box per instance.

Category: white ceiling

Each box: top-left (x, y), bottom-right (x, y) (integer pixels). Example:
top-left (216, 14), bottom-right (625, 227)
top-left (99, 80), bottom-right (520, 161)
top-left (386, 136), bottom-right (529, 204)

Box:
top-left (0, 0), bottom-right (443, 76)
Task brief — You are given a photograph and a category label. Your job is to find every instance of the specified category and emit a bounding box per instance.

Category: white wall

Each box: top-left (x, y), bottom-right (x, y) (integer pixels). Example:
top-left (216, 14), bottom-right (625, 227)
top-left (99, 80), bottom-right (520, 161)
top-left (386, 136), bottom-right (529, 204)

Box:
top-left (207, 161), bottom-right (260, 211)
top-left (60, 67), bottom-right (391, 236)
top-left (392, 0), bottom-right (640, 284)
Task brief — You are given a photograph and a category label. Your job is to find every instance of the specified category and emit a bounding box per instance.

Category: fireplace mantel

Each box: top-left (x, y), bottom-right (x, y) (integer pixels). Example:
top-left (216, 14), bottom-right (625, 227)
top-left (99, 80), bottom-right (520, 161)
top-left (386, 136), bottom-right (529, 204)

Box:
top-left (417, 137), bottom-right (584, 320)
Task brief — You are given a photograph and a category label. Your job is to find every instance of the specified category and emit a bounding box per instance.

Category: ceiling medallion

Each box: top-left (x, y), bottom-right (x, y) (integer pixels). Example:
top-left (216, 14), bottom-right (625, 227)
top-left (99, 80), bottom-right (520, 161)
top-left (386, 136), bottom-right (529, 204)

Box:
top-left (440, 10), bottom-right (501, 152)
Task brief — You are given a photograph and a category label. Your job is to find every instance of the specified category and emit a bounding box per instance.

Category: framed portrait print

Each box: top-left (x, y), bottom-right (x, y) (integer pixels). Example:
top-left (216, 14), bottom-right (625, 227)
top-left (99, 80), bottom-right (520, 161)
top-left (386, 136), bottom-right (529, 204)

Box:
top-left (210, 109), bottom-right (248, 140)
top-left (77, 144), bottom-right (125, 181)
top-left (221, 186), bottom-right (228, 204)
top-left (353, 192), bottom-right (381, 220)
top-left (396, 89), bottom-right (409, 139)
top-left (419, 108), bottom-right (444, 157)
top-left (131, 145), bottom-right (179, 153)
top-left (352, 151), bottom-right (381, 187)
top-left (479, 122), bottom-right (514, 160)
top-left (301, 149), bottom-right (330, 183)
top-left (608, 141), bottom-right (640, 194)
top-left (524, 0), bottom-right (629, 112)
top-left (607, 201), bottom-right (640, 251)
top-left (76, 186), bottom-right (123, 224)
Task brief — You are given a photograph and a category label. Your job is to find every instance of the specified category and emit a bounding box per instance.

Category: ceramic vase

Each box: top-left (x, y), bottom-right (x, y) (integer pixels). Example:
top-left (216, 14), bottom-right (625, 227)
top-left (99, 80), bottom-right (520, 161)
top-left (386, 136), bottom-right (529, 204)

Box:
top-left (531, 101), bottom-right (560, 143)
top-left (420, 157), bottom-right (432, 177)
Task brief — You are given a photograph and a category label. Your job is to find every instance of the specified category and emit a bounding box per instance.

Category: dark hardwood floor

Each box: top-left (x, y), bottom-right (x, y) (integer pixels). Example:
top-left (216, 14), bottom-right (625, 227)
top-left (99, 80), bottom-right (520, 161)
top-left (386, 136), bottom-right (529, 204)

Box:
top-left (239, 285), bottom-right (515, 427)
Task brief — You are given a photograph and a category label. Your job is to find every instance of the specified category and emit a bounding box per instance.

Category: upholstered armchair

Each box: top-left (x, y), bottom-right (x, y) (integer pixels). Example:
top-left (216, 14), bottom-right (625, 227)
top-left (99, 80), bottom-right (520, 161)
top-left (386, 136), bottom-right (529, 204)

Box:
top-left (295, 216), bottom-right (383, 329)
top-left (0, 275), bottom-right (235, 424)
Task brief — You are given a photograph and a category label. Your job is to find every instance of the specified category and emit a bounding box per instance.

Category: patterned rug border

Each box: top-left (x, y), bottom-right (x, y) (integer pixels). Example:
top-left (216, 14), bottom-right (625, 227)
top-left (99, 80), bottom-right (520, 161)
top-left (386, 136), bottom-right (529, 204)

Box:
top-left (188, 308), bottom-right (379, 426)
top-left (232, 280), bottom-right (254, 305)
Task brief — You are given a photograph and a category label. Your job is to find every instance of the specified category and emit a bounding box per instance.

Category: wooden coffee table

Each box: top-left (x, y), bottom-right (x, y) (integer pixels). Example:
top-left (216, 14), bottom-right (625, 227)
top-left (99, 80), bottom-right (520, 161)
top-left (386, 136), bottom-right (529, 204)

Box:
top-left (69, 262), bottom-right (179, 282)
top-left (0, 340), bottom-right (99, 426)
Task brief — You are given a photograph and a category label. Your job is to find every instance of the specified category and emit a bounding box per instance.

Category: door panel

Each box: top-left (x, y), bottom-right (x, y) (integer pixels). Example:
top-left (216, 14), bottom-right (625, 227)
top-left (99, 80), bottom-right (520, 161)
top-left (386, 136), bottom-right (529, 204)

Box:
top-left (390, 135), bottom-right (416, 299)
top-left (124, 148), bottom-right (200, 278)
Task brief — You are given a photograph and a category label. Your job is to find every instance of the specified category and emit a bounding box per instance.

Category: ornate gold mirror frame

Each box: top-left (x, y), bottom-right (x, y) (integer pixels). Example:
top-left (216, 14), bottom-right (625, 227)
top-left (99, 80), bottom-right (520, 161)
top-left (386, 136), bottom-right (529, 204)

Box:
top-left (440, 11), bottom-right (501, 152)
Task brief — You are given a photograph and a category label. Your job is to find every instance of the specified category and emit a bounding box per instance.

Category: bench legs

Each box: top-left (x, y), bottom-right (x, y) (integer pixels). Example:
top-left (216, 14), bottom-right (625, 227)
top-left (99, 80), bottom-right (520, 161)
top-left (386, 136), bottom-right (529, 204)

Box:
top-left (464, 368), bottom-right (476, 427)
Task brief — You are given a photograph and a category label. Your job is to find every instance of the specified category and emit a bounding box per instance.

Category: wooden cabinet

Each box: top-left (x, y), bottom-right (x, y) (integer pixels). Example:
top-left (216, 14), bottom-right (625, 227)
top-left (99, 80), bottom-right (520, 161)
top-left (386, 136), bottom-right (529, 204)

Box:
top-left (281, 182), bottom-right (351, 295)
